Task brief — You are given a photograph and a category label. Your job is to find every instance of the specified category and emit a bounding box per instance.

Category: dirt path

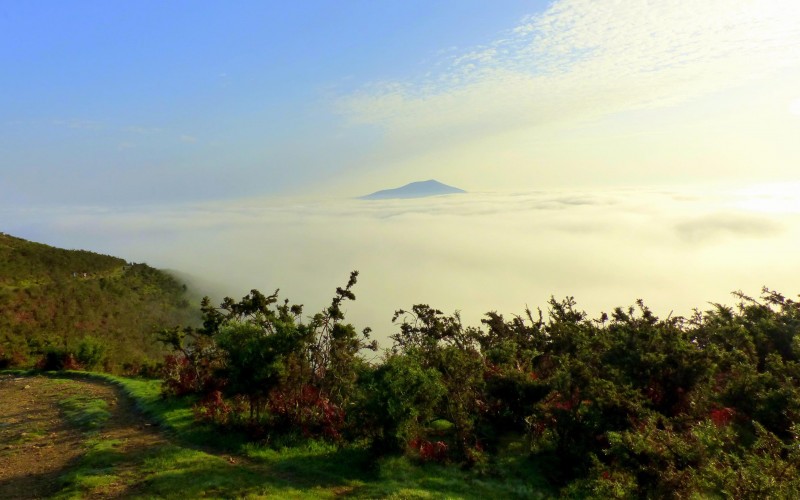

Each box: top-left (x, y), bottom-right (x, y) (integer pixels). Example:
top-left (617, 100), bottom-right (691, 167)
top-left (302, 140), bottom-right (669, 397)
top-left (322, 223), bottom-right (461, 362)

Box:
top-left (0, 373), bottom-right (168, 499)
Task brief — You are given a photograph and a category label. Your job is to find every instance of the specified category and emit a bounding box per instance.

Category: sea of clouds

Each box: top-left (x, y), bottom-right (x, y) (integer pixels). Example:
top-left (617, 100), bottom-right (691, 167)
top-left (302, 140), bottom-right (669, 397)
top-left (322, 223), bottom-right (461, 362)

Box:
top-left (5, 184), bottom-right (800, 349)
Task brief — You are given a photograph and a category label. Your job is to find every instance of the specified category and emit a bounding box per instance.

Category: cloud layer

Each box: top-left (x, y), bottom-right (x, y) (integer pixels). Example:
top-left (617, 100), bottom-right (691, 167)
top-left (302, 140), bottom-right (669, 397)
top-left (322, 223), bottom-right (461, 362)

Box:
top-left (343, 0), bottom-right (800, 137)
top-left (5, 184), bottom-right (799, 346)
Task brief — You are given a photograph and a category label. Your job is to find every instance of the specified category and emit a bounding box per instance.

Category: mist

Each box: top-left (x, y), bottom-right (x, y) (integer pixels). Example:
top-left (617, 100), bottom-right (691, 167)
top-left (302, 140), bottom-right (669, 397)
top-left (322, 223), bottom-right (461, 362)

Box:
top-left (5, 184), bottom-right (800, 347)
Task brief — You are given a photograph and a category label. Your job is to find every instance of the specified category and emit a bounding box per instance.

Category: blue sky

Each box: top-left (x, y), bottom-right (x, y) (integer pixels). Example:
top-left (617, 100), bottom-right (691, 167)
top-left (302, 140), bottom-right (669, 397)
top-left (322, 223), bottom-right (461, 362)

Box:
top-left (2, 0), bottom-right (799, 208)
top-left (1, 0), bottom-right (543, 205)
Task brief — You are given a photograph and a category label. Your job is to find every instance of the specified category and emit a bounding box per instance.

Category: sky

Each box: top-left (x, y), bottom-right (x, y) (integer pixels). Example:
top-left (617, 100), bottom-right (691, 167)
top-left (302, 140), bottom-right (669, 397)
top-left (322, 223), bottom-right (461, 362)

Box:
top-left (3, 1), bottom-right (800, 342)
top-left (1, 0), bottom-right (540, 204)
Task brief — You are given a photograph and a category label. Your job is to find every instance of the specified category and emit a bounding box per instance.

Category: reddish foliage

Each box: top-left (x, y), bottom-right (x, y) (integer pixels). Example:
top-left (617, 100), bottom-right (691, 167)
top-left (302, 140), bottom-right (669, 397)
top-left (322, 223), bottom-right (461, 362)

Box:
top-left (709, 407), bottom-right (735, 427)
top-left (162, 354), bottom-right (201, 396)
top-left (13, 310), bottom-right (35, 324)
top-left (268, 385), bottom-right (344, 440)
top-left (542, 391), bottom-right (579, 413)
top-left (408, 436), bottom-right (449, 462)
top-left (463, 440), bottom-right (486, 466)
top-left (194, 390), bottom-right (232, 424)
top-left (62, 353), bottom-right (82, 370)
top-left (552, 399), bottom-right (574, 411)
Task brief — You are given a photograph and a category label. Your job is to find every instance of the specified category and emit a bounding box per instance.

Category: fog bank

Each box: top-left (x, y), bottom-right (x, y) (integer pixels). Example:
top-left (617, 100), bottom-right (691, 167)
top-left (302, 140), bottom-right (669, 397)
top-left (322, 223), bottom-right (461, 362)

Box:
top-left (5, 185), bottom-right (800, 347)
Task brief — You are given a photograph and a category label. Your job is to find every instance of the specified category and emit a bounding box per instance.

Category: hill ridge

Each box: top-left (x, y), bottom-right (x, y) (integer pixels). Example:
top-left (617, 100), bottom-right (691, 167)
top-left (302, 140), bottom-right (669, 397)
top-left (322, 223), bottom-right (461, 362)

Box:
top-left (360, 179), bottom-right (466, 200)
top-left (0, 233), bottom-right (198, 371)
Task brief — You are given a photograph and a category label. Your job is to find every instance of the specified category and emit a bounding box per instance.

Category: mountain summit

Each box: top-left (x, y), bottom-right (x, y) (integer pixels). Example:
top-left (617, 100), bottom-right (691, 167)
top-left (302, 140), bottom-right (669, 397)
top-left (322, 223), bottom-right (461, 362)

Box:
top-left (360, 180), bottom-right (466, 200)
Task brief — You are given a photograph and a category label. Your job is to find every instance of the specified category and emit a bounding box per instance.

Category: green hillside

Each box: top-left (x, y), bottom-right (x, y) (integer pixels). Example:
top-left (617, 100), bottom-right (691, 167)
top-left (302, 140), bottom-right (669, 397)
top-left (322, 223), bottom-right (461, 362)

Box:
top-left (0, 232), bottom-right (197, 371)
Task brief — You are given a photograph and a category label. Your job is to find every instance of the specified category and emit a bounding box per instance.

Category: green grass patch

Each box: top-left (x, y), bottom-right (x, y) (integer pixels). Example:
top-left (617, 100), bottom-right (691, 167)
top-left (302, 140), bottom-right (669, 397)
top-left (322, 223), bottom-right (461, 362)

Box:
top-left (24, 371), bottom-right (555, 498)
top-left (60, 370), bottom-right (249, 451)
top-left (19, 426), bottom-right (47, 442)
top-left (105, 371), bottom-right (553, 498)
top-left (3, 425), bottom-right (49, 446)
top-left (138, 446), bottom-right (282, 498)
top-left (54, 437), bottom-right (126, 499)
top-left (346, 455), bottom-right (551, 499)
top-left (58, 396), bottom-right (110, 431)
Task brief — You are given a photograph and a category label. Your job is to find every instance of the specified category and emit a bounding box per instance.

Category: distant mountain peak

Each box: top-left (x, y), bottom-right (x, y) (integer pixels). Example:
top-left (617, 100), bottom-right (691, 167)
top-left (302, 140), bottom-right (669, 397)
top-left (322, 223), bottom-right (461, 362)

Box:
top-left (360, 180), bottom-right (466, 200)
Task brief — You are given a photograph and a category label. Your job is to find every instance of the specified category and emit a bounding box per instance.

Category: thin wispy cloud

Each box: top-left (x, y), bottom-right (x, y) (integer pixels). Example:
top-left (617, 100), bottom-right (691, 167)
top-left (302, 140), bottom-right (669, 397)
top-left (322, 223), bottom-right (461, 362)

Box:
top-left (341, 0), bottom-right (800, 139)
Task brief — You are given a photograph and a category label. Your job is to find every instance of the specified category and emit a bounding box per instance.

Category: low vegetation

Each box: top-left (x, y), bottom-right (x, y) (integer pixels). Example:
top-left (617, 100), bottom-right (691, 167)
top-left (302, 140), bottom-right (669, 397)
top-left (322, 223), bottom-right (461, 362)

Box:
top-left (58, 395), bottom-right (111, 430)
top-left (158, 276), bottom-right (800, 497)
top-left (4, 232), bottom-right (800, 496)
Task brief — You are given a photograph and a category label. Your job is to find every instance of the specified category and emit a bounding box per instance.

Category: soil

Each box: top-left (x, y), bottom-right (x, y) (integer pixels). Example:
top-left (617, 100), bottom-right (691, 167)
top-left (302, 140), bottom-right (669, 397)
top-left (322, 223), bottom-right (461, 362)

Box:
top-left (0, 373), bottom-right (167, 499)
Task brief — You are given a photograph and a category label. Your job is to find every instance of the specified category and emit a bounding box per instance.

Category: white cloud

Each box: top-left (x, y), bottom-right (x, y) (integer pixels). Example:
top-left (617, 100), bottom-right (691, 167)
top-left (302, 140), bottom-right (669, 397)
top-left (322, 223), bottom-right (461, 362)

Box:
top-left (790, 98), bottom-right (800, 116)
top-left (675, 213), bottom-right (783, 242)
top-left (7, 185), bottom-right (800, 344)
top-left (341, 0), bottom-right (800, 140)
top-left (180, 134), bottom-right (198, 143)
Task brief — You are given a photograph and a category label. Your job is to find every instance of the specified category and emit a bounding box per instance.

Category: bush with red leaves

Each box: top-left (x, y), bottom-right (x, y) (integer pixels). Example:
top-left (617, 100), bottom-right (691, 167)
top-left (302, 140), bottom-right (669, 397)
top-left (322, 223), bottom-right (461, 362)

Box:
top-left (268, 385), bottom-right (345, 440)
top-left (161, 354), bottom-right (210, 396)
top-left (194, 390), bottom-right (232, 425)
top-left (408, 436), bottom-right (449, 462)
top-left (709, 407), bottom-right (735, 427)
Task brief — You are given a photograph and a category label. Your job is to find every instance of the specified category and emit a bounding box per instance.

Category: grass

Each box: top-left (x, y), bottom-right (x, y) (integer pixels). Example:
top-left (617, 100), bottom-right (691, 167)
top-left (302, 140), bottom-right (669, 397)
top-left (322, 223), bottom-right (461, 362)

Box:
top-left (54, 438), bottom-right (127, 499)
top-left (6, 425), bottom-right (49, 446)
top-left (3, 370), bottom-right (556, 498)
top-left (57, 370), bottom-right (249, 451)
top-left (58, 396), bottom-right (111, 430)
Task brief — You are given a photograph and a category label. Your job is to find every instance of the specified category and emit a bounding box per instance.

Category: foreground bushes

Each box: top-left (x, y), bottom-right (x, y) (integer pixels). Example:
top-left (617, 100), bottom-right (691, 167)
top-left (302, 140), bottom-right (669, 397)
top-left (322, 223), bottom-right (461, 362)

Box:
top-left (159, 277), bottom-right (800, 497)
top-left (159, 271), bottom-right (377, 441)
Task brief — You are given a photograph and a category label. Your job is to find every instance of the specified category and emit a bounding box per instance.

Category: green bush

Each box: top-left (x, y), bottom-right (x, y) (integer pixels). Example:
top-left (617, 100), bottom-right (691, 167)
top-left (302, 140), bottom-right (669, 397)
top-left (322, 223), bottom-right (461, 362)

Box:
top-left (76, 336), bottom-right (107, 369)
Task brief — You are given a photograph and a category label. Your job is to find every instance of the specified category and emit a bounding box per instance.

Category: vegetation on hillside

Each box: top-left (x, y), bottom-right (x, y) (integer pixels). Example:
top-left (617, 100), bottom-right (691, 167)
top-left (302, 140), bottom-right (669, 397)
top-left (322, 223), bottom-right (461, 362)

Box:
top-left (159, 274), bottom-right (800, 498)
top-left (0, 233), bottom-right (197, 372)
top-left (5, 232), bottom-right (800, 496)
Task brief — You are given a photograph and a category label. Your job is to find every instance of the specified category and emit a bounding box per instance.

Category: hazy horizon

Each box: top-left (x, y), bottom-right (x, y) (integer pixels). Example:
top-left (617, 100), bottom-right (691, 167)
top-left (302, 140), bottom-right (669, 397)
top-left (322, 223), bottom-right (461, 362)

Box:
top-left (6, 182), bottom-right (800, 347)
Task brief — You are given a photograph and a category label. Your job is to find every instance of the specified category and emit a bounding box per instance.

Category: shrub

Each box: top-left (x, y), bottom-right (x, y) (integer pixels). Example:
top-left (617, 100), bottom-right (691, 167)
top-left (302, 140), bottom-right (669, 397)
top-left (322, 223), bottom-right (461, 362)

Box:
top-left (194, 390), bottom-right (232, 425)
top-left (75, 336), bottom-right (106, 369)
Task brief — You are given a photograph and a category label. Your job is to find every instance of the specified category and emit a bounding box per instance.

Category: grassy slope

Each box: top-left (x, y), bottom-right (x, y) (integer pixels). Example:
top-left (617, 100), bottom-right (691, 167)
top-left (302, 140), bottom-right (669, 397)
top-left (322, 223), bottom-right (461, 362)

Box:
top-left (0, 233), bottom-right (198, 369)
top-left (9, 370), bottom-right (553, 499)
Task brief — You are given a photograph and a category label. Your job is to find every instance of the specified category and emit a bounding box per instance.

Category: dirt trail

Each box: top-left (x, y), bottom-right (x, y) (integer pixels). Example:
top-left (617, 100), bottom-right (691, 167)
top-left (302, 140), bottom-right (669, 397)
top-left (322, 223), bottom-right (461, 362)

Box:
top-left (0, 373), bottom-right (168, 499)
